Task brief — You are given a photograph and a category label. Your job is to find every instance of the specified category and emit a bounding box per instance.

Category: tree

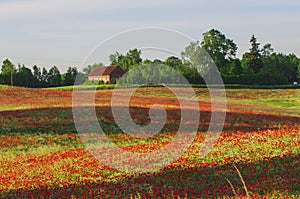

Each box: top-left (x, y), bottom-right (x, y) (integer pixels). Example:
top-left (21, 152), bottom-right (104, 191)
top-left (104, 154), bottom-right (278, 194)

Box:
top-left (126, 49), bottom-right (142, 68)
top-left (83, 63), bottom-right (103, 76)
top-left (32, 65), bottom-right (43, 87)
top-left (201, 29), bottom-right (238, 77)
top-left (152, 59), bottom-right (164, 64)
top-left (63, 67), bottom-right (78, 86)
top-left (15, 65), bottom-right (34, 87)
top-left (74, 72), bottom-right (86, 85)
top-left (109, 48), bottom-right (142, 71)
top-left (1, 59), bottom-right (16, 75)
top-left (277, 53), bottom-right (298, 83)
top-left (1, 59), bottom-right (16, 85)
top-left (242, 35), bottom-right (264, 73)
top-left (48, 66), bottom-right (62, 87)
top-left (228, 58), bottom-right (243, 78)
top-left (297, 62), bottom-right (300, 82)
top-left (165, 56), bottom-right (182, 69)
top-left (181, 41), bottom-right (211, 83)
top-left (262, 52), bottom-right (299, 84)
top-left (41, 67), bottom-right (49, 87)
top-left (261, 43), bottom-right (274, 58)
top-left (33, 65), bottom-right (41, 80)
top-left (109, 52), bottom-right (121, 65)
top-left (142, 59), bottom-right (152, 65)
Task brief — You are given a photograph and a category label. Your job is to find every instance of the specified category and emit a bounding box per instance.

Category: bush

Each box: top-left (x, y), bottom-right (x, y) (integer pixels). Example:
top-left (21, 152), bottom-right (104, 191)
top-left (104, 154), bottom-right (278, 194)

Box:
top-left (98, 80), bottom-right (105, 85)
top-left (83, 80), bottom-right (98, 85)
top-left (223, 76), bottom-right (242, 84)
top-left (241, 71), bottom-right (289, 85)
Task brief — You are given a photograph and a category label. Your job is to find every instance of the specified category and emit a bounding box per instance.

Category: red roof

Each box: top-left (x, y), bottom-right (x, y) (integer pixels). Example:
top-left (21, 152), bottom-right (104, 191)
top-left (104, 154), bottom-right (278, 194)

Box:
top-left (88, 66), bottom-right (124, 76)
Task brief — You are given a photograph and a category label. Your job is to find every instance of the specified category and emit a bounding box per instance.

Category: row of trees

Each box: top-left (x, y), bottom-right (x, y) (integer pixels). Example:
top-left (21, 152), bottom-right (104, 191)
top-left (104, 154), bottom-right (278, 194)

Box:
top-left (240, 35), bottom-right (299, 85)
top-left (108, 49), bottom-right (202, 84)
top-left (106, 29), bottom-right (300, 85)
top-left (181, 30), bottom-right (299, 85)
top-left (1, 29), bottom-right (299, 87)
top-left (0, 60), bottom-right (86, 88)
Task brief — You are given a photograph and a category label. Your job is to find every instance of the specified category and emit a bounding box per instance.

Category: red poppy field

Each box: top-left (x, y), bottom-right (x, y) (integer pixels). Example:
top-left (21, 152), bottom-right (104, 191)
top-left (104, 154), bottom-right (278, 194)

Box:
top-left (0, 85), bottom-right (299, 198)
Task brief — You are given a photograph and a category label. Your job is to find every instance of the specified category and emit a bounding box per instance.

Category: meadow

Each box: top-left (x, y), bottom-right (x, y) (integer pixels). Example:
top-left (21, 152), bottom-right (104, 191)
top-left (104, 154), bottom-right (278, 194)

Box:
top-left (0, 85), bottom-right (299, 198)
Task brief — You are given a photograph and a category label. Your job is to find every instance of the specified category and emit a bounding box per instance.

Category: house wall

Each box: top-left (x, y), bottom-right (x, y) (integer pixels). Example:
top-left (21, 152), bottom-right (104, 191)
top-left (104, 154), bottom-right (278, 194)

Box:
top-left (88, 66), bottom-right (125, 84)
top-left (88, 75), bottom-right (110, 83)
top-left (110, 76), bottom-right (118, 84)
top-left (110, 67), bottom-right (125, 84)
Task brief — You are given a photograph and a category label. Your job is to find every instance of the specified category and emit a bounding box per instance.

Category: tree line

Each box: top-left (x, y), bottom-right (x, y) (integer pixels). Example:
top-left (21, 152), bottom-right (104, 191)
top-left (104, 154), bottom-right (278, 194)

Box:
top-left (0, 61), bottom-right (87, 88)
top-left (109, 29), bottom-right (299, 85)
top-left (1, 29), bottom-right (299, 87)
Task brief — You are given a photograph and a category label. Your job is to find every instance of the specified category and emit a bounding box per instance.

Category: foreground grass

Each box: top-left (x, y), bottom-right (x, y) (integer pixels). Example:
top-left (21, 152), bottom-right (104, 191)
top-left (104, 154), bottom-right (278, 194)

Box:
top-left (0, 86), bottom-right (299, 198)
top-left (0, 126), bottom-right (299, 198)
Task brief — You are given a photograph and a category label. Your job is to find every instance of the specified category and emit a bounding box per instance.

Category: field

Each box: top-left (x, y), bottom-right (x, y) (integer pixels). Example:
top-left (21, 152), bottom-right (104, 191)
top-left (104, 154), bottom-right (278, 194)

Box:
top-left (0, 85), bottom-right (299, 198)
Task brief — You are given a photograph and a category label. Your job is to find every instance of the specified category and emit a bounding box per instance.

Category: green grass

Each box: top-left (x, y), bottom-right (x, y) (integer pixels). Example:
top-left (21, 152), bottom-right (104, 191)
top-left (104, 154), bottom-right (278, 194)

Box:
top-left (223, 89), bottom-right (300, 116)
top-left (43, 83), bottom-right (300, 91)
top-left (44, 84), bottom-right (116, 91)
top-left (0, 85), bottom-right (7, 90)
top-left (0, 104), bottom-right (34, 111)
top-left (0, 132), bottom-right (82, 155)
top-left (257, 97), bottom-right (300, 108)
top-left (223, 84), bottom-right (300, 89)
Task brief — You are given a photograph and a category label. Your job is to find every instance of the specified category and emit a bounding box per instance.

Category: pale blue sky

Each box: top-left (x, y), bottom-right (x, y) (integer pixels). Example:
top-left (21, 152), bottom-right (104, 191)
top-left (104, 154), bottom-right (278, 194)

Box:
top-left (0, 0), bottom-right (299, 71)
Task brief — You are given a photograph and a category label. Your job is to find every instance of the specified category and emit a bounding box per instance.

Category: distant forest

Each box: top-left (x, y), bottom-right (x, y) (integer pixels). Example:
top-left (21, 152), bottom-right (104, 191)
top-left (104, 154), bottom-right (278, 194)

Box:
top-left (1, 29), bottom-right (299, 87)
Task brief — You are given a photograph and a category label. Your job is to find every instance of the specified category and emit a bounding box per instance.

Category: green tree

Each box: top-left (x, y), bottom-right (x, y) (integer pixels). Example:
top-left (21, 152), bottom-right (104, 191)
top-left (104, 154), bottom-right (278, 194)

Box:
top-left (32, 65), bottom-right (43, 87)
top-left (152, 59), bottom-right (164, 64)
top-left (297, 67), bottom-right (300, 82)
top-left (48, 66), bottom-right (62, 87)
top-left (83, 63), bottom-right (103, 76)
top-left (201, 29), bottom-right (237, 77)
top-left (109, 48), bottom-right (142, 71)
top-left (164, 56), bottom-right (199, 83)
top-left (126, 49), bottom-right (142, 68)
top-left (277, 53), bottom-right (298, 83)
top-left (165, 56), bottom-right (182, 69)
top-left (142, 59), bottom-right (152, 65)
top-left (246, 51), bottom-right (298, 85)
top-left (1, 59), bottom-right (16, 75)
top-left (1, 59), bottom-right (16, 85)
top-left (261, 43), bottom-right (274, 58)
top-left (242, 35), bottom-right (264, 73)
top-left (63, 67), bottom-right (78, 86)
top-left (228, 58), bottom-right (243, 78)
top-left (41, 67), bottom-right (49, 87)
top-left (15, 65), bottom-right (34, 87)
top-left (109, 52), bottom-right (121, 65)
top-left (181, 41), bottom-right (211, 83)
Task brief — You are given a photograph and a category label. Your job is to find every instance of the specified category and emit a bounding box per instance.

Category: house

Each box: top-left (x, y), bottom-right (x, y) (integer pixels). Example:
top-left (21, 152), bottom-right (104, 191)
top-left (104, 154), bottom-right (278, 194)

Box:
top-left (88, 66), bottom-right (126, 84)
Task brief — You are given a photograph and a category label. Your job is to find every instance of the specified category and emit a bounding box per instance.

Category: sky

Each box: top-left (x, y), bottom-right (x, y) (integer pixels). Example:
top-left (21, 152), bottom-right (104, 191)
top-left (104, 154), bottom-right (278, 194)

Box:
top-left (0, 0), bottom-right (299, 72)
